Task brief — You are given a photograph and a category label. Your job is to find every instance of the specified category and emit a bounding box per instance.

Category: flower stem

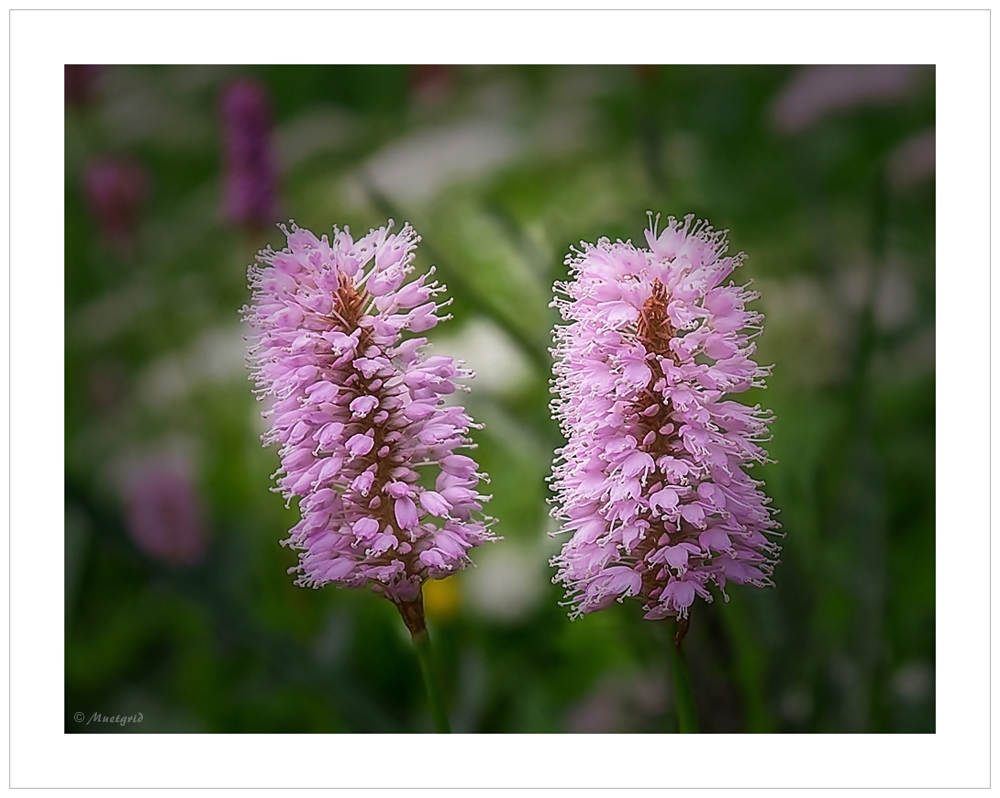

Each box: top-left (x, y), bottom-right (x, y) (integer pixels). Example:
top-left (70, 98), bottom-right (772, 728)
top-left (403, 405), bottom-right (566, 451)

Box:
top-left (668, 617), bottom-right (700, 733)
top-left (395, 590), bottom-right (451, 733)
top-left (412, 627), bottom-right (451, 734)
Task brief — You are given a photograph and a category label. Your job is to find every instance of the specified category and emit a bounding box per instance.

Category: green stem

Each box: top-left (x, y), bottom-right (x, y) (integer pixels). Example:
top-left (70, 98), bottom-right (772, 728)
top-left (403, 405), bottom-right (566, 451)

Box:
top-left (668, 619), bottom-right (700, 733)
top-left (412, 627), bottom-right (451, 734)
top-left (395, 591), bottom-right (451, 733)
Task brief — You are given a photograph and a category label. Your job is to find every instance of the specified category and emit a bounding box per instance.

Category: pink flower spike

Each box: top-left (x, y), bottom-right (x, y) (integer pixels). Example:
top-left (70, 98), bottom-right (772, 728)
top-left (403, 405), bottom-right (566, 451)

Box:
top-left (220, 78), bottom-right (279, 228)
top-left (243, 219), bottom-right (496, 614)
top-left (549, 214), bottom-right (780, 621)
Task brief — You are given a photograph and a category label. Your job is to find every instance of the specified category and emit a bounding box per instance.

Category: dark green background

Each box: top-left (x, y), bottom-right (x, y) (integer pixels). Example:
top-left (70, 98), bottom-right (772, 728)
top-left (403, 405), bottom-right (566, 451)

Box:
top-left (65, 64), bottom-right (935, 733)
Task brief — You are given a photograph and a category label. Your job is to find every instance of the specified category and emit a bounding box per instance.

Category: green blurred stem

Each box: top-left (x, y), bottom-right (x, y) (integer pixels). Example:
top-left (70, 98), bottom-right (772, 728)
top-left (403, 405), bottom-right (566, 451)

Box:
top-left (412, 628), bottom-right (451, 734)
top-left (668, 620), bottom-right (700, 733)
top-left (396, 592), bottom-right (451, 733)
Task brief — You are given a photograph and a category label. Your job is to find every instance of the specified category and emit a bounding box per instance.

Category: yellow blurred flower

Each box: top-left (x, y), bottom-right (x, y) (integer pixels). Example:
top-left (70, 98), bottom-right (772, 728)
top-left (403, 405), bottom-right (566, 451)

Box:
top-left (423, 577), bottom-right (460, 619)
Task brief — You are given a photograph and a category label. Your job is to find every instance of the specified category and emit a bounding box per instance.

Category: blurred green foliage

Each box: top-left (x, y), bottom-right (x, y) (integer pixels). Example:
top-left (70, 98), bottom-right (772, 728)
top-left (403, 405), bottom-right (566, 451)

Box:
top-left (65, 64), bottom-right (934, 733)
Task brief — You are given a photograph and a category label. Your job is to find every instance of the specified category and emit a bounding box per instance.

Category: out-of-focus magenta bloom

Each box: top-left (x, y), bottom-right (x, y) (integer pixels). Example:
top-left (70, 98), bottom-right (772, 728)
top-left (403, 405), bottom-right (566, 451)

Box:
top-left (122, 455), bottom-right (208, 567)
top-left (549, 214), bottom-right (780, 620)
top-left (82, 156), bottom-right (149, 255)
top-left (65, 64), bottom-right (102, 107)
top-left (769, 65), bottom-right (924, 134)
top-left (888, 128), bottom-right (935, 190)
top-left (243, 220), bottom-right (495, 606)
top-left (220, 78), bottom-right (279, 228)
top-left (409, 65), bottom-right (455, 107)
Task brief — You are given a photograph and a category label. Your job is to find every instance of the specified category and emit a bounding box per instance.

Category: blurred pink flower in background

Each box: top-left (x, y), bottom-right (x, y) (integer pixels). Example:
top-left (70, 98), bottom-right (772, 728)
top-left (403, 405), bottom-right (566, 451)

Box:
top-left (566, 670), bottom-right (667, 733)
top-left (887, 127), bottom-right (935, 190)
top-left (82, 156), bottom-right (149, 255)
top-left (409, 65), bottom-right (455, 108)
top-left (769, 65), bottom-right (924, 134)
top-left (121, 453), bottom-right (209, 567)
top-left (550, 214), bottom-right (780, 621)
top-left (65, 64), bottom-right (103, 107)
top-left (220, 78), bottom-right (280, 228)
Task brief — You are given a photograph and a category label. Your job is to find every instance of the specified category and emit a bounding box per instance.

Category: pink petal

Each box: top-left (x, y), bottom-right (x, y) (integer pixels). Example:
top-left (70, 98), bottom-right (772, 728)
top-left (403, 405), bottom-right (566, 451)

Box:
top-left (346, 433), bottom-right (374, 457)
top-left (352, 517), bottom-right (380, 540)
top-left (623, 360), bottom-right (652, 388)
top-left (665, 579), bottom-right (696, 609)
top-left (419, 490), bottom-right (451, 517)
top-left (394, 496), bottom-right (419, 530)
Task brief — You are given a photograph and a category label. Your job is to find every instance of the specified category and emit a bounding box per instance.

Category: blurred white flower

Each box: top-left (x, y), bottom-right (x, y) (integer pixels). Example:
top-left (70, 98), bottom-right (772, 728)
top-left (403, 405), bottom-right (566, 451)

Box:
top-left (137, 324), bottom-right (247, 409)
top-left (463, 539), bottom-right (549, 623)
top-left (874, 260), bottom-right (918, 331)
top-left (433, 318), bottom-right (532, 397)
top-left (343, 119), bottom-right (519, 205)
top-left (891, 661), bottom-right (933, 703)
